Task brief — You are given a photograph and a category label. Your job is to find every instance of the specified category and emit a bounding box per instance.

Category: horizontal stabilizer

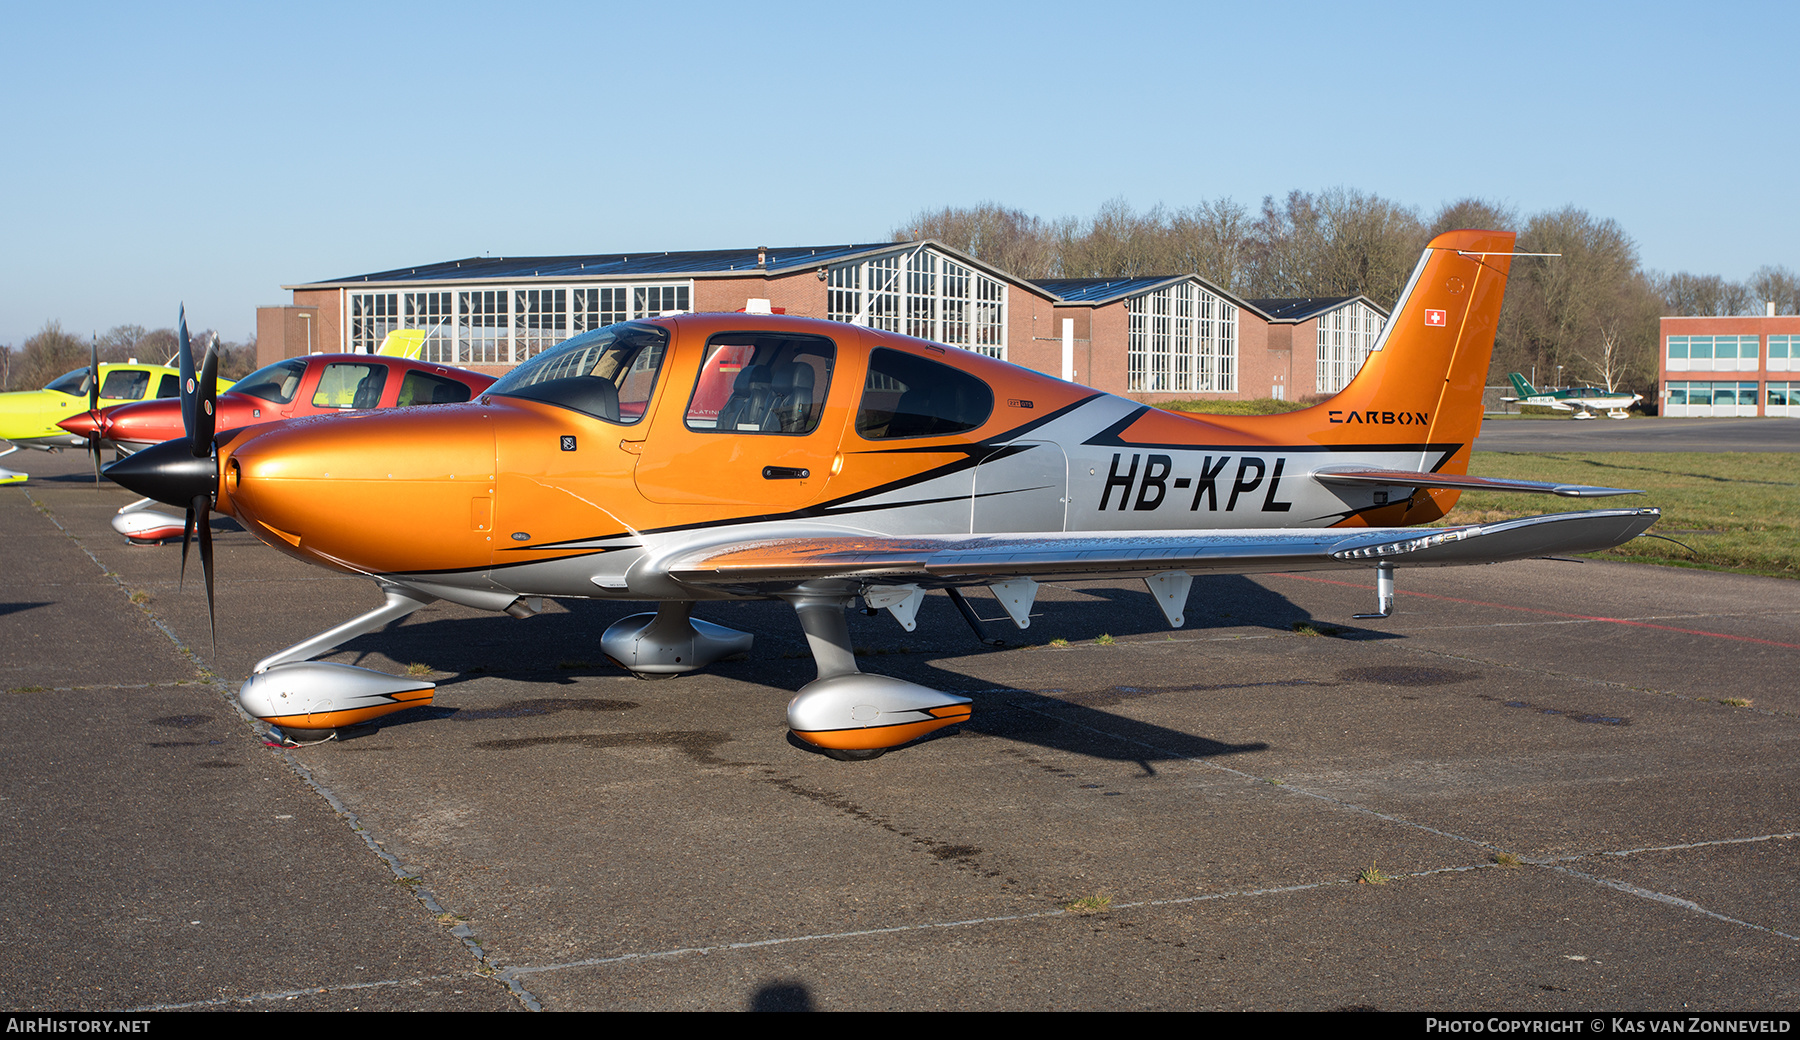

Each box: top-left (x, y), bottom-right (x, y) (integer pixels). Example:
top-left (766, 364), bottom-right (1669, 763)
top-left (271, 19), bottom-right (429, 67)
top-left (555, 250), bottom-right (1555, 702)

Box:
top-left (1312, 466), bottom-right (1642, 498)
top-left (667, 509), bottom-right (1661, 592)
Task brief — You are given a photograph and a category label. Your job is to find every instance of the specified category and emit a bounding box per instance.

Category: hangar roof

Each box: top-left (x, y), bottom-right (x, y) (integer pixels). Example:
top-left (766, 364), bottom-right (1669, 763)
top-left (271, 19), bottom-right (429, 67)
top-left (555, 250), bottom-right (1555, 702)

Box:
top-left (296, 243), bottom-right (899, 288)
top-left (1245, 296), bottom-right (1388, 322)
top-left (1033, 277), bottom-right (1184, 303)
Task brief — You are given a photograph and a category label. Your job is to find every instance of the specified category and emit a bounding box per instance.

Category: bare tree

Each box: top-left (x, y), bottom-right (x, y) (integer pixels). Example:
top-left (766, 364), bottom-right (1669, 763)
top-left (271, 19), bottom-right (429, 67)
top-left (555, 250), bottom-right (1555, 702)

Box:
top-left (1244, 189), bottom-right (1425, 307)
top-left (1499, 208), bottom-right (1660, 390)
top-left (1428, 197), bottom-right (1518, 237)
top-left (1573, 324), bottom-right (1633, 392)
top-left (14, 322), bottom-right (89, 391)
top-left (1654, 271), bottom-right (1756, 316)
top-left (1748, 265), bottom-right (1800, 315)
top-left (1165, 198), bottom-right (1253, 293)
top-left (97, 324), bottom-right (151, 363)
top-left (891, 203), bottom-right (1059, 279)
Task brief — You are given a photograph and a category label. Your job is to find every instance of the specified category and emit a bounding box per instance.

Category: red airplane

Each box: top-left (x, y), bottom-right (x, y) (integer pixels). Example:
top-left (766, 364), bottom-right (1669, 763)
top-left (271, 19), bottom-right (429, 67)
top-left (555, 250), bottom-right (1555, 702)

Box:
top-left (108, 230), bottom-right (1658, 755)
top-left (61, 351), bottom-right (495, 454)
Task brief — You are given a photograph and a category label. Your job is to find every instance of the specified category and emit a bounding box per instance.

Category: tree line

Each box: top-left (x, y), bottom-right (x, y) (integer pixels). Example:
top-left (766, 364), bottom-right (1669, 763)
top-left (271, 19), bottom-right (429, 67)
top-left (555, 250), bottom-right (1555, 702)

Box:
top-left (894, 195), bottom-right (1798, 394)
top-left (0, 322), bottom-right (259, 393)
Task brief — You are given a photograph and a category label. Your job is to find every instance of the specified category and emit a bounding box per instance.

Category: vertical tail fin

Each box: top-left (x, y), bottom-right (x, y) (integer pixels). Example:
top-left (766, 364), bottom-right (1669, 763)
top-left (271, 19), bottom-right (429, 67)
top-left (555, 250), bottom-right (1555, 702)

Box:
top-left (1508, 372), bottom-right (1537, 397)
top-left (1308, 229), bottom-right (1514, 465)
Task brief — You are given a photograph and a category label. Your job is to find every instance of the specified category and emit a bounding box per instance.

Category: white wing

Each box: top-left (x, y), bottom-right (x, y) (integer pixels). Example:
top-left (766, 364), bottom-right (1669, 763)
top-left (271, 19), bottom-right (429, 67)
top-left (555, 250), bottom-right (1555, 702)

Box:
top-left (667, 508), bottom-right (1660, 594)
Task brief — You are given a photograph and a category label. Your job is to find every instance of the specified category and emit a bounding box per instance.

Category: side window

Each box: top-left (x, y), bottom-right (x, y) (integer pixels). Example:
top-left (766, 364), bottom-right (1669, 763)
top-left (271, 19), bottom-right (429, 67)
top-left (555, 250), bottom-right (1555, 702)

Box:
top-left (312, 363), bottom-right (388, 409)
top-left (156, 374), bottom-right (180, 398)
top-left (856, 348), bottom-right (994, 440)
top-left (100, 370), bottom-right (150, 401)
top-left (397, 371), bottom-right (474, 407)
top-left (685, 332), bottom-right (836, 435)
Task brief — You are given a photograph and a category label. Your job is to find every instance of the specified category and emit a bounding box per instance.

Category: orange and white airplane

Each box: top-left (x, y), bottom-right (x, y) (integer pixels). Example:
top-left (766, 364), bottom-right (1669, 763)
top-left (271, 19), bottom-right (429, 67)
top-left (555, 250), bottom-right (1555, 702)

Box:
top-left (109, 230), bottom-right (1658, 756)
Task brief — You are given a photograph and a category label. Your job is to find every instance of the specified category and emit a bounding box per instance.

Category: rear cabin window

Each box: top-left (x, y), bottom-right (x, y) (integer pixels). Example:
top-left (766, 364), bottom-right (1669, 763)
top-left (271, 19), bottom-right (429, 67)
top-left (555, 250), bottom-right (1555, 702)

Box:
top-left (311, 363), bottom-right (388, 409)
top-left (855, 348), bottom-right (994, 440)
top-left (397, 371), bottom-right (474, 406)
top-left (685, 332), bottom-right (836, 435)
top-left (156, 374), bottom-right (180, 398)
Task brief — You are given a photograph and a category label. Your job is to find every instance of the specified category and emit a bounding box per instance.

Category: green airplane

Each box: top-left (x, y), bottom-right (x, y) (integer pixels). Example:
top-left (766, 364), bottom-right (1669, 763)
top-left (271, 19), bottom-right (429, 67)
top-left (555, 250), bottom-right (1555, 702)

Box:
top-left (1503, 373), bottom-right (1642, 419)
top-left (0, 357), bottom-right (232, 483)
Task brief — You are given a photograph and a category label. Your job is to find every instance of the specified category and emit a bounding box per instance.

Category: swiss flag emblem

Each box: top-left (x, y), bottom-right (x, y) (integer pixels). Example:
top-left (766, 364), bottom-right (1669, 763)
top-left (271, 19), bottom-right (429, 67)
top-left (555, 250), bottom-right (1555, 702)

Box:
top-left (1425, 309), bottom-right (1447, 327)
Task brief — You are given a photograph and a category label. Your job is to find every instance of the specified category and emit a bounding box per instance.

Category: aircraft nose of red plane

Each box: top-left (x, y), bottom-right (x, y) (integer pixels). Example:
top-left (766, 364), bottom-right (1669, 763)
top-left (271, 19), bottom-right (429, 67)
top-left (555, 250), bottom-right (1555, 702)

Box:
top-left (223, 406), bottom-right (498, 574)
top-left (56, 412), bottom-right (99, 438)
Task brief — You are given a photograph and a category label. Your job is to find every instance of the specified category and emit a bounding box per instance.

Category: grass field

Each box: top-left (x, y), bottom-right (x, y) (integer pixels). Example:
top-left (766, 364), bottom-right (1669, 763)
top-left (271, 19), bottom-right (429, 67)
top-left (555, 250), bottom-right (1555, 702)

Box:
top-left (1445, 452), bottom-right (1800, 577)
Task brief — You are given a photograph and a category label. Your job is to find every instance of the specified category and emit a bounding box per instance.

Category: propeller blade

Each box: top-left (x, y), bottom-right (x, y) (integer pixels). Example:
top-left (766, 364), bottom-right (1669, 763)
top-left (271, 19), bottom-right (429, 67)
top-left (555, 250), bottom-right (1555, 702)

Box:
top-left (88, 339), bottom-right (101, 483)
top-left (193, 492), bottom-right (216, 649)
top-left (193, 335), bottom-right (219, 454)
top-left (179, 502), bottom-right (195, 590)
top-left (177, 306), bottom-right (196, 440)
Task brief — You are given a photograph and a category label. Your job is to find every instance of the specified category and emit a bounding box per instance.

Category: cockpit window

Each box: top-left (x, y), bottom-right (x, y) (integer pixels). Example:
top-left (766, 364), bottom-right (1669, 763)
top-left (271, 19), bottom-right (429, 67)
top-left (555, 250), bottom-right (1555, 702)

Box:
top-left (488, 323), bottom-right (668, 424)
top-left (685, 332), bottom-right (835, 435)
top-left (856, 348), bottom-right (994, 439)
top-left (46, 369), bottom-right (89, 395)
top-left (233, 359), bottom-right (308, 404)
top-left (312, 363), bottom-right (388, 410)
top-left (100, 370), bottom-right (150, 401)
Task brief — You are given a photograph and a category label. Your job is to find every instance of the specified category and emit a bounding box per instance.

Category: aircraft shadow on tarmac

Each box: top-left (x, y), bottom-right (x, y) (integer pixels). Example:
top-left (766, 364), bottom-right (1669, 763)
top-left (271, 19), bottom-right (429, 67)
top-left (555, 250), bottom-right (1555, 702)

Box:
top-left (299, 576), bottom-right (1412, 769)
top-left (1, 601), bottom-right (54, 618)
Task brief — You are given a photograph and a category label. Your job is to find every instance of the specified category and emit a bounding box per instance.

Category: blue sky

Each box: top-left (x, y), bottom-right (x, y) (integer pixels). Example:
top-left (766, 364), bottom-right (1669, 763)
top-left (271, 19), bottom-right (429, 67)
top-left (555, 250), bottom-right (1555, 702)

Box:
top-left (3, 0), bottom-right (1794, 346)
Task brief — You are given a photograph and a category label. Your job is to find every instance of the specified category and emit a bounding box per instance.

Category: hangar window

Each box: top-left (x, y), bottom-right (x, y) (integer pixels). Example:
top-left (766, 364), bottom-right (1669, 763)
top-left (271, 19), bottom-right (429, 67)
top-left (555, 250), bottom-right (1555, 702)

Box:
top-left (395, 283), bottom-right (689, 366)
top-left (828, 249), bottom-right (1007, 359)
top-left (574, 287), bottom-right (630, 333)
top-left (351, 293), bottom-right (399, 354)
top-left (515, 289), bottom-right (567, 362)
top-left (1316, 300), bottom-right (1386, 395)
top-left (1126, 282), bottom-right (1236, 393)
top-left (405, 292), bottom-right (454, 364)
top-left (856, 348), bottom-right (993, 439)
top-left (459, 290), bottom-right (509, 365)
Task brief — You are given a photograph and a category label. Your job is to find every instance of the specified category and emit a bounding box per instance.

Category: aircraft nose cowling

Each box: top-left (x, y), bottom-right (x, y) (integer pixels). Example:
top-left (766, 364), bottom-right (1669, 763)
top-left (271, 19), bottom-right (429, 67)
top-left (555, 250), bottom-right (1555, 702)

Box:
top-left (103, 437), bottom-right (217, 509)
top-left (56, 412), bottom-right (100, 438)
top-left (223, 406), bottom-right (497, 574)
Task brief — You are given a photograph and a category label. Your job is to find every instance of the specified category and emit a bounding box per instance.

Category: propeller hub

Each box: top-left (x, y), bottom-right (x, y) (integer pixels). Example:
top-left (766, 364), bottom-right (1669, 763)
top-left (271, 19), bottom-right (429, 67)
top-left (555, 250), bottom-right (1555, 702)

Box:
top-left (104, 438), bottom-right (217, 508)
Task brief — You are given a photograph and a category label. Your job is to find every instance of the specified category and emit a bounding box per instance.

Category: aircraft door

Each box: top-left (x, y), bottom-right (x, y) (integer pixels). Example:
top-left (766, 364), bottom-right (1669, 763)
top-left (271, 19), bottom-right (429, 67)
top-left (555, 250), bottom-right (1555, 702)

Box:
top-left (973, 442), bottom-right (1068, 533)
top-left (634, 329), bottom-right (845, 508)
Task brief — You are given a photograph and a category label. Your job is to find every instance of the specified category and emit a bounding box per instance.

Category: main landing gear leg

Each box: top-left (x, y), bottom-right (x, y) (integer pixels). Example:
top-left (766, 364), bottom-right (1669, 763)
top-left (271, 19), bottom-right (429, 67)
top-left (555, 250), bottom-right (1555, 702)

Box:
top-left (1352, 561), bottom-right (1397, 620)
top-left (782, 588), bottom-right (971, 760)
top-left (237, 583), bottom-right (441, 743)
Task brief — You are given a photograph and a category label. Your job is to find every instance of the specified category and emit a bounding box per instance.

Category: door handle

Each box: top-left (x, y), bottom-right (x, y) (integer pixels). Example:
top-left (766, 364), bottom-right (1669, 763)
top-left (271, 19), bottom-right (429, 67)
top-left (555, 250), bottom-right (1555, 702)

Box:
top-left (762, 466), bottom-right (809, 480)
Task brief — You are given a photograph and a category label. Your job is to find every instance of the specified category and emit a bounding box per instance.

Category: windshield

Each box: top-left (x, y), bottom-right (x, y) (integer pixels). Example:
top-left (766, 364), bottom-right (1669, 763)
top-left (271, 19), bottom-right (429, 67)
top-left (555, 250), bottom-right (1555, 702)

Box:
top-left (232, 359), bottom-right (308, 404)
top-left (45, 368), bottom-right (89, 395)
top-left (488, 323), bottom-right (668, 424)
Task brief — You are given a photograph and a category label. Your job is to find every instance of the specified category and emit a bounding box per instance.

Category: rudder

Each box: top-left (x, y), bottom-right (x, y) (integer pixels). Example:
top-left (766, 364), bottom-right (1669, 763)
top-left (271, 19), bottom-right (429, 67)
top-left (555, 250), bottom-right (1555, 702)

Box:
top-left (1312, 229), bottom-right (1515, 458)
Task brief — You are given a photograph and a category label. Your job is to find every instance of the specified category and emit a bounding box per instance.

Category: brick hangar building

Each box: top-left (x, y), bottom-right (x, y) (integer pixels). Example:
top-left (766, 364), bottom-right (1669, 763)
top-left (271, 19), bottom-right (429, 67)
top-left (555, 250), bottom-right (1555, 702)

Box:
top-left (257, 241), bottom-right (1388, 404)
